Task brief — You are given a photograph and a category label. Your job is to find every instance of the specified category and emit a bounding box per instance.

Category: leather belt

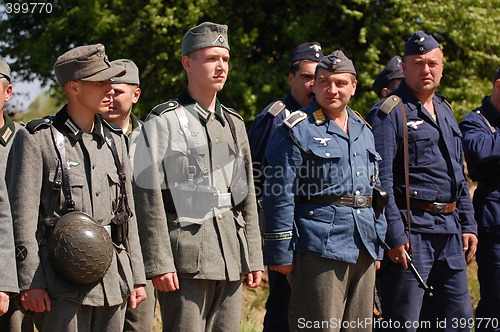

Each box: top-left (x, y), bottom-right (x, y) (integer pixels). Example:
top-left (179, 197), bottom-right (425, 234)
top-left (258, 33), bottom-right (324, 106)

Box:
top-left (295, 194), bottom-right (373, 208)
top-left (396, 196), bottom-right (456, 214)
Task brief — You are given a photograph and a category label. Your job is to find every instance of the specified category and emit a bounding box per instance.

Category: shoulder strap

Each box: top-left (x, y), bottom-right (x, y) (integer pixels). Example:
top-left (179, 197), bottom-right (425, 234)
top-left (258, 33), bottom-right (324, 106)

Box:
top-left (266, 100), bottom-right (286, 117)
top-left (399, 101), bottom-right (412, 256)
top-left (475, 109), bottom-right (496, 133)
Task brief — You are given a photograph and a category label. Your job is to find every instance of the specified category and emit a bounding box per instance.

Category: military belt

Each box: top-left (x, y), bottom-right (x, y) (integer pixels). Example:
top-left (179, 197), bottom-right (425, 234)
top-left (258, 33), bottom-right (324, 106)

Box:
top-left (295, 194), bottom-right (373, 208)
top-left (396, 196), bottom-right (456, 214)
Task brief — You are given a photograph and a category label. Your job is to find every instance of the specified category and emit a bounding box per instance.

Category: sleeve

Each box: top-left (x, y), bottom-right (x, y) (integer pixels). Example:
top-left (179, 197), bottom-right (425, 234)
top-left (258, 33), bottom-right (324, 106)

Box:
top-left (0, 176), bottom-right (18, 293)
top-left (262, 124), bottom-right (302, 266)
top-left (236, 119), bottom-right (264, 272)
top-left (6, 129), bottom-right (46, 291)
top-left (132, 116), bottom-right (176, 278)
top-left (460, 112), bottom-right (500, 163)
top-left (120, 134), bottom-right (147, 286)
top-left (366, 106), bottom-right (408, 249)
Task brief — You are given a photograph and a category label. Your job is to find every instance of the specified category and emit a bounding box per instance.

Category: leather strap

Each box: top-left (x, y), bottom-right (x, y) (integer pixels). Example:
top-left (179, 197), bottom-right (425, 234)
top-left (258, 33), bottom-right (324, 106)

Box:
top-left (399, 100), bottom-right (413, 256)
top-left (295, 194), bottom-right (373, 208)
top-left (50, 125), bottom-right (75, 211)
top-left (396, 196), bottom-right (457, 214)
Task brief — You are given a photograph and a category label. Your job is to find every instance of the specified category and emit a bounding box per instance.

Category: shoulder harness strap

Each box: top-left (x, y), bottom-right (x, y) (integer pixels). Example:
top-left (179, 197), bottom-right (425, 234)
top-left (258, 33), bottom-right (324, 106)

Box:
top-left (221, 105), bottom-right (243, 121)
top-left (379, 95), bottom-right (400, 115)
top-left (284, 111), bottom-right (307, 129)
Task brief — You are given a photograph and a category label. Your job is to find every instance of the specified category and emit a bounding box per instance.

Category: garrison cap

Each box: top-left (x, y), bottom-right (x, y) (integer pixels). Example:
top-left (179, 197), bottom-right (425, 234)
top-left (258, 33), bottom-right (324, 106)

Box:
top-left (404, 31), bottom-right (440, 56)
top-left (182, 22), bottom-right (230, 56)
top-left (0, 59), bottom-right (11, 83)
top-left (316, 50), bottom-right (356, 76)
top-left (53, 43), bottom-right (126, 85)
top-left (372, 55), bottom-right (404, 96)
top-left (110, 59), bottom-right (140, 85)
top-left (290, 42), bottom-right (324, 64)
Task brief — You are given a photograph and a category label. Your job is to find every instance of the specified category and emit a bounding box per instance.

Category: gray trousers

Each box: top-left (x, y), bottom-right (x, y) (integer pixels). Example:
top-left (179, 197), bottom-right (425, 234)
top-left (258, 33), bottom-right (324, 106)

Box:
top-left (157, 278), bottom-right (243, 332)
top-left (33, 297), bottom-right (127, 332)
top-left (289, 249), bottom-right (376, 332)
top-left (123, 280), bottom-right (156, 332)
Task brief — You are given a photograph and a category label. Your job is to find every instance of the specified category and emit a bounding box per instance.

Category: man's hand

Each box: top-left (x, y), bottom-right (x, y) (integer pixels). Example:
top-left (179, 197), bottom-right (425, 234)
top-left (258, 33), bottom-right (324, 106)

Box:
top-left (128, 286), bottom-right (147, 309)
top-left (244, 271), bottom-right (263, 288)
top-left (388, 243), bottom-right (410, 269)
top-left (269, 265), bottom-right (295, 275)
top-left (152, 272), bottom-right (179, 292)
top-left (462, 233), bottom-right (478, 262)
top-left (0, 291), bottom-right (9, 316)
top-left (20, 288), bottom-right (51, 312)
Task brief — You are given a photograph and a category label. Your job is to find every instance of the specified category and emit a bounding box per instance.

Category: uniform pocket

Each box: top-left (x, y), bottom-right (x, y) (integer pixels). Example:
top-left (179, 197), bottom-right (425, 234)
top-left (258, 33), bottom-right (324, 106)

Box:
top-left (169, 223), bottom-right (201, 274)
top-left (234, 212), bottom-right (250, 273)
top-left (408, 129), bottom-right (436, 166)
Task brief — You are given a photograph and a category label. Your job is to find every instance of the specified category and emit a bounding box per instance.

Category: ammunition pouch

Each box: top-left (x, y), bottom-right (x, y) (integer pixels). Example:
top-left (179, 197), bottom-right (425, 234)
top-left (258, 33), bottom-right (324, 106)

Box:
top-left (110, 209), bottom-right (129, 246)
top-left (372, 185), bottom-right (389, 219)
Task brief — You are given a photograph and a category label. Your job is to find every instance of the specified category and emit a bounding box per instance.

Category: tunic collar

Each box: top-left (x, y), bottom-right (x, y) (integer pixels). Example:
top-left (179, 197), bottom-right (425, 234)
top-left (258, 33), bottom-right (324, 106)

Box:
top-left (53, 106), bottom-right (105, 143)
top-left (178, 89), bottom-right (225, 125)
top-left (0, 111), bottom-right (16, 147)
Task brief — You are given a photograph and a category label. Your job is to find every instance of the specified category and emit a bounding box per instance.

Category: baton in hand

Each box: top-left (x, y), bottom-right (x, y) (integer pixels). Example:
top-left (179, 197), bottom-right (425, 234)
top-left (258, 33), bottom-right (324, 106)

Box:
top-left (404, 250), bottom-right (434, 297)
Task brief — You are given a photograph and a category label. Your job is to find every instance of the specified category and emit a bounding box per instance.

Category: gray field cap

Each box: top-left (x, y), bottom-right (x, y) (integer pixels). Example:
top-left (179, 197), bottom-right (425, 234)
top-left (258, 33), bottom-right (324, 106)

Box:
top-left (0, 59), bottom-right (11, 82)
top-left (110, 59), bottom-right (140, 85)
top-left (316, 50), bottom-right (356, 76)
top-left (372, 55), bottom-right (405, 96)
top-left (182, 22), bottom-right (230, 56)
top-left (54, 43), bottom-right (126, 85)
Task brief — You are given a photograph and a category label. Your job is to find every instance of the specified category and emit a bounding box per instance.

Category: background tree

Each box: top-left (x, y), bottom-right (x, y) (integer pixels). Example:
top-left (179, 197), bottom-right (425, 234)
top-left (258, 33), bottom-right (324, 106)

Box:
top-left (1, 0), bottom-right (498, 122)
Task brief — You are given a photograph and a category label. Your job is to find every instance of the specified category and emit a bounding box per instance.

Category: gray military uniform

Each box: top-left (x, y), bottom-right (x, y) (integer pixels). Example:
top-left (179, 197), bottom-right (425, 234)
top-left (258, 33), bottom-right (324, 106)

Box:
top-left (6, 107), bottom-right (146, 330)
top-left (0, 111), bottom-right (31, 332)
top-left (133, 90), bottom-right (263, 330)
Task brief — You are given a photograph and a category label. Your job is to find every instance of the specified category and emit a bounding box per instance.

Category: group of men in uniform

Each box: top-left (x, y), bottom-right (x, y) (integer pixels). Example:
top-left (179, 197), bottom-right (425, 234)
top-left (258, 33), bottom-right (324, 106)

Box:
top-left (0, 21), bottom-right (498, 332)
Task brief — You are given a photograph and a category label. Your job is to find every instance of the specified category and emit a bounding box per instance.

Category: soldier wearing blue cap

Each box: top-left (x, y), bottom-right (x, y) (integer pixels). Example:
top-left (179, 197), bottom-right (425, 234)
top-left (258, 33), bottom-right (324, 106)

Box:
top-left (263, 50), bottom-right (387, 331)
top-left (372, 55), bottom-right (405, 99)
top-left (460, 68), bottom-right (500, 331)
top-left (367, 31), bottom-right (476, 330)
top-left (247, 41), bottom-right (323, 332)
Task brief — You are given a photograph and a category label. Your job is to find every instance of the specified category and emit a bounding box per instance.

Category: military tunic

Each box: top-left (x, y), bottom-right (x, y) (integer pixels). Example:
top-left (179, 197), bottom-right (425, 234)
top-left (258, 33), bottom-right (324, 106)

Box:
top-left (6, 107), bottom-right (146, 309)
top-left (132, 89), bottom-right (263, 330)
top-left (0, 111), bottom-right (23, 177)
top-left (460, 95), bottom-right (500, 329)
top-left (366, 81), bottom-right (475, 330)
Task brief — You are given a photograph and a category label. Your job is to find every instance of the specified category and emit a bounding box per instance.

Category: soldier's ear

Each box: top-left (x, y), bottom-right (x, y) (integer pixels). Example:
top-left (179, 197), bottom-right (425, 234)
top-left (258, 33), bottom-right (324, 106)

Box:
top-left (181, 55), bottom-right (192, 72)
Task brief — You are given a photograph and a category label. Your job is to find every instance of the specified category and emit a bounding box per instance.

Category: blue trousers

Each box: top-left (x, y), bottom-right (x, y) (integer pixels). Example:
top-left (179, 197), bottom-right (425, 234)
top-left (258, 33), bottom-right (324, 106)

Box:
top-left (377, 232), bottom-right (472, 331)
top-left (475, 230), bottom-right (500, 332)
top-left (263, 269), bottom-right (290, 332)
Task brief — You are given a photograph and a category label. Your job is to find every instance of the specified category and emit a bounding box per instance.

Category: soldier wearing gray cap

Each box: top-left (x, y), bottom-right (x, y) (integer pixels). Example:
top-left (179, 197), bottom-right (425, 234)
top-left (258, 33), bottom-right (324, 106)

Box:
top-left (0, 58), bottom-right (31, 332)
top-left (367, 31), bottom-right (476, 330)
top-left (101, 59), bottom-right (154, 332)
top-left (262, 50), bottom-right (386, 331)
top-left (247, 41), bottom-right (323, 332)
top-left (132, 22), bottom-right (263, 331)
top-left (6, 44), bottom-right (147, 332)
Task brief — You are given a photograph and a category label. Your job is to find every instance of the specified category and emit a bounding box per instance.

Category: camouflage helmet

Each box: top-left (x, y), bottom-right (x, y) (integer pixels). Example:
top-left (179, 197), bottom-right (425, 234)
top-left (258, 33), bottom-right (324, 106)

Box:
top-left (48, 211), bottom-right (114, 285)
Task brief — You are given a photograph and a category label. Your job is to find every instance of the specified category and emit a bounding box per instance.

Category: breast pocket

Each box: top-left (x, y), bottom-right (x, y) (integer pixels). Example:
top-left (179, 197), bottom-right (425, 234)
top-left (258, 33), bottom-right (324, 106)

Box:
top-left (449, 123), bottom-right (463, 163)
top-left (307, 145), bottom-right (344, 184)
top-left (367, 147), bottom-right (381, 181)
top-left (408, 129), bottom-right (436, 166)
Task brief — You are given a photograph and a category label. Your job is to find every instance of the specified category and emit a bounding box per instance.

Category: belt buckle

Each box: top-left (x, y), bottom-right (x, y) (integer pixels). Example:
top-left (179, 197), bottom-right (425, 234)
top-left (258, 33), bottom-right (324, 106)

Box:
top-left (432, 202), bottom-right (445, 213)
top-left (353, 194), bottom-right (367, 208)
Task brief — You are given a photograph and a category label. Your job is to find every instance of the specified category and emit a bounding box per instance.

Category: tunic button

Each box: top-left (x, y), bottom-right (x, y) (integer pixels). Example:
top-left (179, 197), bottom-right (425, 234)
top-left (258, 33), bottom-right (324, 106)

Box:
top-left (353, 152), bottom-right (357, 157)
top-left (216, 164), bottom-right (221, 169)
top-left (215, 138), bottom-right (220, 143)
top-left (217, 214), bottom-right (223, 220)
top-left (186, 149), bottom-right (191, 155)
top-left (325, 152), bottom-right (331, 157)
top-left (357, 210), bottom-right (361, 215)
top-left (413, 190), bottom-right (418, 196)
top-left (172, 220), bottom-right (179, 226)
top-left (356, 171), bottom-right (361, 177)
top-left (309, 210), bottom-right (314, 216)
top-left (95, 192), bottom-right (100, 197)
top-left (355, 190), bottom-right (360, 195)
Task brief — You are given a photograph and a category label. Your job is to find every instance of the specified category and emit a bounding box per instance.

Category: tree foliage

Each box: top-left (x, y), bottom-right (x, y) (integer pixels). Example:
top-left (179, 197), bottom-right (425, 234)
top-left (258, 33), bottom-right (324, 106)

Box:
top-left (1, 0), bottom-right (498, 121)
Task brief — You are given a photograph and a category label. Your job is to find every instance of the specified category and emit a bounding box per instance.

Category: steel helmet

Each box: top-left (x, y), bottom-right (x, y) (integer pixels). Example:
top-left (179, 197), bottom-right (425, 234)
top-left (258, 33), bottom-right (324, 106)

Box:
top-left (48, 211), bottom-right (114, 285)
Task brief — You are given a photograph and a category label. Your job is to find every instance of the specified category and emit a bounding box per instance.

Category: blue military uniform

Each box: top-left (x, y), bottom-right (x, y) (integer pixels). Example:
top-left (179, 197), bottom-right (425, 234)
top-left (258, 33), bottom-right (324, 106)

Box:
top-left (263, 99), bottom-right (386, 265)
top-left (366, 80), bottom-right (476, 330)
top-left (460, 95), bottom-right (500, 331)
